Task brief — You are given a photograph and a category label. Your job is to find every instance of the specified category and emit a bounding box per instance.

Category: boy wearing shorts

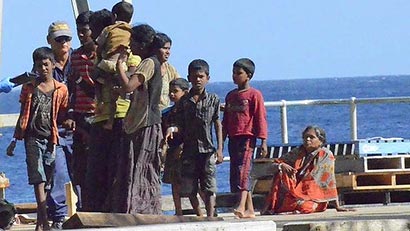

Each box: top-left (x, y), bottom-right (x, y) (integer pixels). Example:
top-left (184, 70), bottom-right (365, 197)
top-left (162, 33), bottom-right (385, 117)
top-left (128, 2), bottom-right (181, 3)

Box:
top-left (9, 47), bottom-right (69, 231)
top-left (166, 59), bottom-right (223, 217)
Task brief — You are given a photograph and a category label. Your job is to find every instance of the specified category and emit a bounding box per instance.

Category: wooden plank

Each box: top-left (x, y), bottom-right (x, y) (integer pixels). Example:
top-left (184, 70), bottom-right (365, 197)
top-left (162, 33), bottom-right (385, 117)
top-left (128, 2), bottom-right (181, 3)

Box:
top-left (251, 160), bottom-right (276, 179)
top-left (0, 113), bottom-right (18, 128)
top-left (63, 212), bottom-right (222, 229)
top-left (15, 203), bottom-right (37, 214)
top-left (336, 173), bottom-right (356, 188)
top-left (253, 178), bottom-right (272, 194)
top-left (215, 193), bottom-right (266, 210)
top-left (14, 196), bottom-right (204, 215)
top-left (65, 182), bottom-right (78, 217)
top-left (341, 185), bottom-right (410, 191)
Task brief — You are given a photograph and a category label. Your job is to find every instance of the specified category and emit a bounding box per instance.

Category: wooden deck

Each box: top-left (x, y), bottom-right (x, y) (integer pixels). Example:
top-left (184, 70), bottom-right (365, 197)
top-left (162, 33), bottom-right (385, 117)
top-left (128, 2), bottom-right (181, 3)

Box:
top-left (9, 204), bottom-right (410, 230)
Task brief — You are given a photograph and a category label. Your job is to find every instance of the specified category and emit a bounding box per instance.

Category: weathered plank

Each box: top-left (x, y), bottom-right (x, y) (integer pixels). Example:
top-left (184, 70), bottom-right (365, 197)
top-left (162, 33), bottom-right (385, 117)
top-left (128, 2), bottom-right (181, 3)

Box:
top-left (14, 195), bottom-right (204, 215)
top-left (63, 212), bottom-right (223, 229)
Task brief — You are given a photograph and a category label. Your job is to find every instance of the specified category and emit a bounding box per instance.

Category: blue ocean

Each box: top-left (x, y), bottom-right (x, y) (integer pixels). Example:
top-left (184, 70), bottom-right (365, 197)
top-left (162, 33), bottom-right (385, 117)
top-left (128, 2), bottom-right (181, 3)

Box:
top-left (1, 75), bottom-right (410, 204)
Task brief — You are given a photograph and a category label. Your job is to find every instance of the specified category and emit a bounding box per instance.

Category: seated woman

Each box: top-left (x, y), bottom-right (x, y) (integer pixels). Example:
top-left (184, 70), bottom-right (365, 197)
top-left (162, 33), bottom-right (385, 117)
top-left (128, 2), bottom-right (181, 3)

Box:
top-left (261, 125), bottom-right (353, 215)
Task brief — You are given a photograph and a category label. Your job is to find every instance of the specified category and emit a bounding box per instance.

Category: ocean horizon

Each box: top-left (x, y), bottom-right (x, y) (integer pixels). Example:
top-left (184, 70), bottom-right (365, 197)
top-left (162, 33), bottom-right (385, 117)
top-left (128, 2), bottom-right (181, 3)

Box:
top-left (1, 75), bottom-right (410, 204)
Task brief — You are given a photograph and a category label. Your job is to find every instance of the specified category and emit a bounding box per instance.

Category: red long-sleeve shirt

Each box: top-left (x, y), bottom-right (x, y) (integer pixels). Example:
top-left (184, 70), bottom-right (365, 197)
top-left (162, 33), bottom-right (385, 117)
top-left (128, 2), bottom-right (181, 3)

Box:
top-left (222, 87), bottom-right (268, 139)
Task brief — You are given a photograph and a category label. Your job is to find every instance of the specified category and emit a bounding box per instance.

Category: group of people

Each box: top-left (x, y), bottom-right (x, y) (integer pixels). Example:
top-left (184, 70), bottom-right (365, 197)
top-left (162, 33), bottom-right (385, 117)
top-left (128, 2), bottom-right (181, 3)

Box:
top-left (0, 1), bottom-right (354, 230)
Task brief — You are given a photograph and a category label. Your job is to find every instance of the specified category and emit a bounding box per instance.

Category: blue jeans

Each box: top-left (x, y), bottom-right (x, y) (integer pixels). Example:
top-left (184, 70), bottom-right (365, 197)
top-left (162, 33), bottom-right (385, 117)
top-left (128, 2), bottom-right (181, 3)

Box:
top-left (47, 130), bottom-right (72, 222)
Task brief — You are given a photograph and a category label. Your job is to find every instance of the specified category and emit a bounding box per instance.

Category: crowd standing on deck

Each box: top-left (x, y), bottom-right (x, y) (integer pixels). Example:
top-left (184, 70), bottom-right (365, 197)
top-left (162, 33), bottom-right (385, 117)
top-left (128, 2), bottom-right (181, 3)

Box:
top-left (0, 1), bottom-right (354, 230)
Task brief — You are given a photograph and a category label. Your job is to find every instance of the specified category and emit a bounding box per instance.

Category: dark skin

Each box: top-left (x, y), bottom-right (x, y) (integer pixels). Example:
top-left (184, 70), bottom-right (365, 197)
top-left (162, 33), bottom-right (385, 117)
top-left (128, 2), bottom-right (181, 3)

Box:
top-left (222, 66), bottom-right (268, 158)
top-left (63, 23), bottom-right (97, 132)
top-left (278, 128), bottom-right (355, 212)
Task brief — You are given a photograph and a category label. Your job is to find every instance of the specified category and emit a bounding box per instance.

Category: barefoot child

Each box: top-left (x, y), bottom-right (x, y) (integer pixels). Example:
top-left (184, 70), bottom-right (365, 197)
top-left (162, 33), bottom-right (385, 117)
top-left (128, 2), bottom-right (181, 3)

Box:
top-left (7, 47), bottom-right (69, 230)
top-left (222, 58), bottom-right (268, 218)
top-left (162, 78), bottom-right (203, 216)
top-left (166, 59), bottom-right (224, 217)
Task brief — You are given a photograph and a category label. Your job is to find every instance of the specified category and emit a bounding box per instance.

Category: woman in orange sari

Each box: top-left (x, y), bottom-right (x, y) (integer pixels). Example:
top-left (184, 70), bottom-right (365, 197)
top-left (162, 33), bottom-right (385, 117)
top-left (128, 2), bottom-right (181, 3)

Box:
top-left (261, 125), bottom-right (352, 214)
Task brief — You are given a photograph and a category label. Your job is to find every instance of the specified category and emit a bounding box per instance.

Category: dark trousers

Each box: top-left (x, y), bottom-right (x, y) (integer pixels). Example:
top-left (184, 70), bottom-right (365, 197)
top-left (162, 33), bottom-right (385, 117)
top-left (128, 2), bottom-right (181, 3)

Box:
top-left (84, 119), bottom-right (123, 212)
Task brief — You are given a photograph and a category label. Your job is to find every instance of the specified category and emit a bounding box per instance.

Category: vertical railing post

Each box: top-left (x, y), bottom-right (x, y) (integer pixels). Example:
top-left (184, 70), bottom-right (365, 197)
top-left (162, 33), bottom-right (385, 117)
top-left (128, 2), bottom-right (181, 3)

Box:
top-left (350, 97), bottom-right (358, 141)
top-left (280, 100), bottom-right (289, 144)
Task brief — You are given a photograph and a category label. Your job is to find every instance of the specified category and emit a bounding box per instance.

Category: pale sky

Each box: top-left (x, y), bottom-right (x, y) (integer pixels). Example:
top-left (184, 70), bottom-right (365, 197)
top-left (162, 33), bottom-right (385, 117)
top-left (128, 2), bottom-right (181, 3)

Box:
top-left (1, 0), bottom-right (410, 83)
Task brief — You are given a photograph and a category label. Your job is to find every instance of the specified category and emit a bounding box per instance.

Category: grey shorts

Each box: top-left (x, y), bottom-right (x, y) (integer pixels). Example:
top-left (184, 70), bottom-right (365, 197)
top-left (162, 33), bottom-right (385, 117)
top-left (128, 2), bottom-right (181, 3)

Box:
top-left (24, 136), bottom-right (55, 186)
top-left (179, 152), bottom-right (217, 196)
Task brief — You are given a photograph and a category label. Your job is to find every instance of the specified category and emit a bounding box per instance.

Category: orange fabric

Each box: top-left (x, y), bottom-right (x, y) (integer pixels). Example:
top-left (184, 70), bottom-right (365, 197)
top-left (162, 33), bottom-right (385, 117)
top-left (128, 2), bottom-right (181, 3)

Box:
top-left (13, 79), bottom-right (68, 144)
top-left (263, 146), bottom-right (338, 214)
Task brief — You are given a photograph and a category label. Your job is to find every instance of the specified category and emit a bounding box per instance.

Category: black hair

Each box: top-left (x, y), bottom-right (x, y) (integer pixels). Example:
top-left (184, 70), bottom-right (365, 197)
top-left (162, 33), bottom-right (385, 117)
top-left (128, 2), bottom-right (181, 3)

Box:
top-left (303, 125), bottom-right (327, 145)
top-left (32, 47), bottom-right (55, 64)
top-left (132, 24), bottom-right (156, 52)
top-left (112, 1), bottom-right (133, 23)
top-left (188, 59), bottom-right (209, 76)
top-left (152, 33), bottom-right (172, 49)
top-left (89, 9), bottom-right (113, 39)
top-left (170, 78), bottom-right (190, 91)
top-left (76, 10), bottom-right (93, 25)
top-left (233, 58), bottom-right (255, 79)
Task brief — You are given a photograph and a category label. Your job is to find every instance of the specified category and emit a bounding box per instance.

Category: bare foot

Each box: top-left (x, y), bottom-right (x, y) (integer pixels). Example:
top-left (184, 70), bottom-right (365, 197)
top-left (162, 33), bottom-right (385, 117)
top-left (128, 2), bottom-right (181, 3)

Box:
top-left (195, 210), bottom-right (203, 216)
top-left (233, 209), bottom-right (244, 218)
top-left (241, 210), bottom-right (256, 219)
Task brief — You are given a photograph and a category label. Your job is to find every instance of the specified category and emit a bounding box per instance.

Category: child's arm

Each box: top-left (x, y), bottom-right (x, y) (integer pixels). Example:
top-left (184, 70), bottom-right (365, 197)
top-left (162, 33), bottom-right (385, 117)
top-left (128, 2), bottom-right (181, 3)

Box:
top-left (116, 46), bottom-right (145, 92)
top-left (221, 105), bottom-right (228, 143)
top-left (165, 126), bottom-right (179, 142)
top-left (214, 119), bottom-right (224, 164)
top-left (260, 138), bottom-right (268, 158)
top-left (58, 85), bottom-right (75, 130)
top-left (7, 86), bottom-right (28, 156)
top-left (254, 90), bottom-right (268, 157)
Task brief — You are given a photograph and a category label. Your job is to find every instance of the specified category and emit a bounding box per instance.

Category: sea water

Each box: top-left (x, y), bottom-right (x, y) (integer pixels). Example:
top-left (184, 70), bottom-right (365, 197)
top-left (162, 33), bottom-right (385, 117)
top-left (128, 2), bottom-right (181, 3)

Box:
top-left (1, 75), bottom-right (410, 203)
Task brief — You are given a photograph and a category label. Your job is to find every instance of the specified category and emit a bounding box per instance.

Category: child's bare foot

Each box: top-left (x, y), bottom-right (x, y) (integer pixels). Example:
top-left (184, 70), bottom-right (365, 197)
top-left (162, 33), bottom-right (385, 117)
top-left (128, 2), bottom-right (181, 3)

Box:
top-left (233, 209), bottom-right (244, 218)
top-left (175, 209), bottom-right (183, 216)
top-left (195, 209), bottom-right (203, 217)
top-left (241, 210), bottom-right (256, 219)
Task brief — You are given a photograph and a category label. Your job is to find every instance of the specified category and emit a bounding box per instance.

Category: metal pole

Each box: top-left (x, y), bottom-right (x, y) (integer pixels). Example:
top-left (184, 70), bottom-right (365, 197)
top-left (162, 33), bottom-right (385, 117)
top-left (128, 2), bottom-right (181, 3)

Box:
top-left (280, 100), bottom-right (289, 144)
top-left (350, 97), bottom-right (358, 140)
top-left (71, 0), bottom-right (90, 20)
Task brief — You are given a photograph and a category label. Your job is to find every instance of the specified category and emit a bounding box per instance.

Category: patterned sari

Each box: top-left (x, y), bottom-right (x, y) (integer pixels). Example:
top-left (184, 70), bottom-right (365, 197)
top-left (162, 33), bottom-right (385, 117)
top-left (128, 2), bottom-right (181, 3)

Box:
top-left (262, 146), bottom-right (338, 214)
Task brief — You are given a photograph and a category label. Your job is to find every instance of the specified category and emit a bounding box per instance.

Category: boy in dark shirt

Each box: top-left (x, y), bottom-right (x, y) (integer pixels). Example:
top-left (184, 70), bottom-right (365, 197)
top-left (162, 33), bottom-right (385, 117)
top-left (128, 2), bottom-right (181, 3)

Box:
top-left (8, 47), bottom-right (69, 231)
top-left (162, 78), bottom-right (202, 216)
top-left (166, 59), bottom-right (223, 217)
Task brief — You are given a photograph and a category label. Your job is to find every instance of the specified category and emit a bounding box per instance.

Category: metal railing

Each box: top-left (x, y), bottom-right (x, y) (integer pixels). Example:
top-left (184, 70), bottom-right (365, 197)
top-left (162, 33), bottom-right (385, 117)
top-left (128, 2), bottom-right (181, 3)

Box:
top-left (269, 96), bottom-right (410, 143)
top-left (2, 96), bottom-right (410, 143)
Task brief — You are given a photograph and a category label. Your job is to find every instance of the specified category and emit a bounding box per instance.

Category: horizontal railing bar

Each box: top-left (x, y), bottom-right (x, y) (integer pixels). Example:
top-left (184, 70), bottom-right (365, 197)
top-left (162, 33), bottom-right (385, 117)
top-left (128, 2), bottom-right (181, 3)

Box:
top-left (263, 96), bottom-right (410, 107)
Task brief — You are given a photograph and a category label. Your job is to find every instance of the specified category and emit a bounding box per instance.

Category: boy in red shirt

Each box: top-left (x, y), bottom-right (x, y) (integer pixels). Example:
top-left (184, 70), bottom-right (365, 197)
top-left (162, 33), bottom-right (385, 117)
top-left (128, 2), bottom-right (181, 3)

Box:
top-left (222, 58), bottom-right (268, 218)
